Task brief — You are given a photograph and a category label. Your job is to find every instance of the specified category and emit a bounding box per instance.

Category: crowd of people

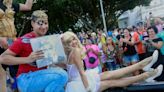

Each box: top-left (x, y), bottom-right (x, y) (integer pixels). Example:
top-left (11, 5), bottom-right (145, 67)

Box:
top-left (0, 0), bottom-right (164, 92)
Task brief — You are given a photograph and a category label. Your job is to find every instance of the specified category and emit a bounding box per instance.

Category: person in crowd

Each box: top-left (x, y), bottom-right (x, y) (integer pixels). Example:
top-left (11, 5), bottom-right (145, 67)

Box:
top-left (97, 28), bottom-right (106, 45)
top-left (90, 32), bottom-right (98, 45)
top-left (154, 17), bottom-right (164, 33)
top-left (0, 0), bottom-right (34, 91)
top-left (0, 10), bottom-right (68, 92)
top-left (97, 33), bottom-right (103, 50)
top-left (97, 33), bottom-right (106, 72)
top-left (102, 37), bottom-right (117, 71)
top-left (144, 26), bottom-right (163, 57)
top-left (0, 0), bottom-right (34, 52)
top-left (116, 28), bottom-right (123, 41)
top-left (144, 26), bottom-right (164, 81)
top-left (120, 28), bottom-right (139, 75)
top-left (61, 31), bottom-right (163, 92)
top-left (78, 32), bottom-right (84, 44)
top-left (115, 28), bottom-right (124, 67)
top-left (133, 22), bottom-right (147, 61)
top-left (113, 28), bottom-right (119, 37)
top-left (83, 38), bottom-right (101, 73)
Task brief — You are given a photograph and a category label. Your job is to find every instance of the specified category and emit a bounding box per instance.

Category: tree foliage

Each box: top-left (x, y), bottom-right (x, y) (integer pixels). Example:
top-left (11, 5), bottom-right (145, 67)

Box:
top-left (14, 0), bottom-right (151, 35)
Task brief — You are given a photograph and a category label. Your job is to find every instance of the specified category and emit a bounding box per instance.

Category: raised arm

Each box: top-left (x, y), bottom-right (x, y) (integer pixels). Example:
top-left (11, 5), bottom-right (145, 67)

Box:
top-left (19, 0), bottom-right (34, 11)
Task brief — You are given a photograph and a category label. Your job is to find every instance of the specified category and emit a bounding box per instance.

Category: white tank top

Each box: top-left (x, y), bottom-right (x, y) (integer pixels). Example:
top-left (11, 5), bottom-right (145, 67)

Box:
top-left (66, 50), bottom-right (81, 81)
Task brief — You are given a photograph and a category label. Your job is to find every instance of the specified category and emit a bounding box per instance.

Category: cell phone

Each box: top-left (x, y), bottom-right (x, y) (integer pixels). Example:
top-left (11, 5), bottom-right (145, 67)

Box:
top-left (121, 34), bottom-right (124, 38)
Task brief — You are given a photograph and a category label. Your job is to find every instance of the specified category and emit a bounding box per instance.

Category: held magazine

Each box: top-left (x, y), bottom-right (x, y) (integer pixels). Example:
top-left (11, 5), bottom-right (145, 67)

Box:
top-left (30, 34), bottom-right (67, 68)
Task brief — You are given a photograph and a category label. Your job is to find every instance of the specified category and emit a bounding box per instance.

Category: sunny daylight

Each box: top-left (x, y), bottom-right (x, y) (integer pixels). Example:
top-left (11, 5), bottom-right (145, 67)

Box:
top-left (0, 0), bottom-right (164, 92)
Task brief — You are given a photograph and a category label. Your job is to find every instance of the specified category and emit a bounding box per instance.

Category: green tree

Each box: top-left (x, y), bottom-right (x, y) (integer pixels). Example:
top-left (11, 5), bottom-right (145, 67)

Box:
top-left (14, 0), bottom-right (151, 35)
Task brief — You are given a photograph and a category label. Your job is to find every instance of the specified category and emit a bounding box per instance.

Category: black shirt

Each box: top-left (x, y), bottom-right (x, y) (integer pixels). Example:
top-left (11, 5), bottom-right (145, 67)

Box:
top-left (0, 2), bottom-right (20, 13)
top-left (123, 38), bottom-right (137, 56)
top-left (145, 38), bottom-right (163, 53)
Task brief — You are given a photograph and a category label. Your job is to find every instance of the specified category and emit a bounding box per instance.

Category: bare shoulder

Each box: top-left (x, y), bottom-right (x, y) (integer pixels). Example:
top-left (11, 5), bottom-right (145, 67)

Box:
top-left (68, 48), bottom-right (82, 64)
top-left (72, 48), bottom-right (81, 54)
top-left (70, 48), bottom-right (82, 59)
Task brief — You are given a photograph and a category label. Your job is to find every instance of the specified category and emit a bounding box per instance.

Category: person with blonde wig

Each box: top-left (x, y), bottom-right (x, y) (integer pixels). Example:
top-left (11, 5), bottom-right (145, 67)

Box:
top-left (61, 31), bottom-right (163, 92)
top-left (0, 0), bottom-right (34, 91)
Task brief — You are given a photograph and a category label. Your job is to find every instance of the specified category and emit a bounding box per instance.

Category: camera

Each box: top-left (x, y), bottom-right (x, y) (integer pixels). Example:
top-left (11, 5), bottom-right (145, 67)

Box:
top-left (120, 34), bottom-right (124, 38)
top-left (145, 40), bottom-right (153, 44)
top-left (146, 40), bottom-right (150, 43)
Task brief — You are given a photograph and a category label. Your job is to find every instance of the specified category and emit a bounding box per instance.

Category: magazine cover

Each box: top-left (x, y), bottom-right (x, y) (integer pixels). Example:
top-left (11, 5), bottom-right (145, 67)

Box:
top-left (30, 34), bottom-right (67, 68)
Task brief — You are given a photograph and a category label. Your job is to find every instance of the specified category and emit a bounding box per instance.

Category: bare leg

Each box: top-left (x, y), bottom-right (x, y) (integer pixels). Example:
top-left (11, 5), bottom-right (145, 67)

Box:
top-left (99, 71), bottom-right (152, 92)
top-left (0, 64), bottom-right (7, 92)
top-left (100, 57), bottom-right (152, 80)
top-left (131, 62), bottom-right (140, 76)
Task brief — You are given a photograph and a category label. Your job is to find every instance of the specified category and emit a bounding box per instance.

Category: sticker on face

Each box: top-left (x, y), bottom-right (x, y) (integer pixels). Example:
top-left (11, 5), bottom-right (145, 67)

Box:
top-left (36, 19), bottom-right (48, 26)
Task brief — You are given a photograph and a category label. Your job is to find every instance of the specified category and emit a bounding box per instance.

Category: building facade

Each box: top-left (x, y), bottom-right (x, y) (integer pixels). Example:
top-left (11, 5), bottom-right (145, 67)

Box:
top-left (118, 0), bottom-right (164, 28)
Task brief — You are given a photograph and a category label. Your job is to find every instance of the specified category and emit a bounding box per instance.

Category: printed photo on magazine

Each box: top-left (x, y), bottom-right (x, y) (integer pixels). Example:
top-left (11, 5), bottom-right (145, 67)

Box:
top-left (30, 34), bottom-right (67, 68)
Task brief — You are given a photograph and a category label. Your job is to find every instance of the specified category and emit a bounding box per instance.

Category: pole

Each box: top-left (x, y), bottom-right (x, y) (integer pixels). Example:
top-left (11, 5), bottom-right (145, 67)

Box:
top-left (140, 5), bottom-right (142, 21)
top-left (99, 0), bottom-right (108, 35)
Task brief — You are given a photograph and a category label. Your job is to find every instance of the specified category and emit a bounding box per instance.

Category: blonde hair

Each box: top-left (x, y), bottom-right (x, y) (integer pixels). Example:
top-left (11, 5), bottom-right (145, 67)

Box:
top-left (3, 0), bottom-right (12, 8)
top-left (31, 10), bottom-right (48, 22)
top-left (61, 31), bottom-right (84, 55)
top-left (0, 0), bottom-right (16, 38)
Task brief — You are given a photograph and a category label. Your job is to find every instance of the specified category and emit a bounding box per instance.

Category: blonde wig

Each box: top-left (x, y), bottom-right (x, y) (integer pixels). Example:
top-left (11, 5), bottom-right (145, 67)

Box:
top-left (3, 0), bottom-right (12, 8)
top-left (0, 0), bottom-right (16, 38)
top-left (61, 31), bottom-right (84, 56)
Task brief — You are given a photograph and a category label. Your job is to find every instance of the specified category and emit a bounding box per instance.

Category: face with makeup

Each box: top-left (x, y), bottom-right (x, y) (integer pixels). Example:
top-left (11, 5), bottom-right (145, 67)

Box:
top-left (69, 36), bottom-right (79, 47)
top-left (31, 10), bottom-right (48, 37)
top-left (32, 19), bottom-right (49, 36)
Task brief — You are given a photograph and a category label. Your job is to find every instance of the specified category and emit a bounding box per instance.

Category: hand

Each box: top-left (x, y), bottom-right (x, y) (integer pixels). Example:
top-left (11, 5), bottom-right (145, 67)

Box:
top-left (86, 87), bottom-right (92, 92)
top-left (0, 37), bottom-right (8, 49)
top-left (33, 0), bottom-right (38, 3)
top-left (122, 39), bottom-right (128, 43)
top-left (28, 50), bottom-right (44, 63)
top-left (120, 38), bottom-right (127, 43)
top-left (142, 40), bottom-right (146, 44)
top-left (148, 39), bottom-right (153, 43)
top-left (120, 38), bottom-right (123, 42)
top-left (124, 47), bottom-right (128, 52)
top-left (87, 48), bottom-right (93, 53)
top-left (88, 48), bottom-right (93, 52)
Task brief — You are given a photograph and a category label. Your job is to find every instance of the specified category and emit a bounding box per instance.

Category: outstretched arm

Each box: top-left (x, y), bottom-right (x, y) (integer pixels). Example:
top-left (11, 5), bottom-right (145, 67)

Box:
top-left (151, 41), bottom-right (163, 49)
top-left (0, 49), bottom-right (44, 65)
top-left (122, 38), bottom-right (135, 46)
